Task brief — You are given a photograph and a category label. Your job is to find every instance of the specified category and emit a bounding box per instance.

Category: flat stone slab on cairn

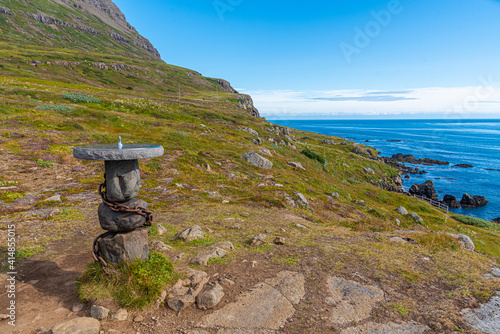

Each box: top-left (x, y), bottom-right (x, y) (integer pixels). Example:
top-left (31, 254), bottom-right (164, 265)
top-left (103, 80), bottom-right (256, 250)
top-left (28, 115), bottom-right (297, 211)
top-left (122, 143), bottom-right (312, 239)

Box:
top-left (99, 227), bottom-right (149, 264)
top-left (73, 143), bottom-right (164, 161)
top-left (98, 198), bottom-right (148, 232)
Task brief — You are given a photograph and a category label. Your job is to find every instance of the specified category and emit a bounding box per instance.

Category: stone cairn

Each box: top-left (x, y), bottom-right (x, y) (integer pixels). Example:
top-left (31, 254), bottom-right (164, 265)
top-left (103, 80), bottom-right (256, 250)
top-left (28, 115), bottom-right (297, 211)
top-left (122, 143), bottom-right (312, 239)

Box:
top-left (94, 159), bottom-right (151, 266)
top-left (73, 142), bottom-right (164, 271)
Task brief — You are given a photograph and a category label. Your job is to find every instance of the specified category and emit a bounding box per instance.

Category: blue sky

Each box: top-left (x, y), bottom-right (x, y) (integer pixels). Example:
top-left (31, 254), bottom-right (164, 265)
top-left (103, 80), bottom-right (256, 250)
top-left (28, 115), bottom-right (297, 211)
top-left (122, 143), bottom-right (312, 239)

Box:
top-left (113, 0), bottom-right (500, 118)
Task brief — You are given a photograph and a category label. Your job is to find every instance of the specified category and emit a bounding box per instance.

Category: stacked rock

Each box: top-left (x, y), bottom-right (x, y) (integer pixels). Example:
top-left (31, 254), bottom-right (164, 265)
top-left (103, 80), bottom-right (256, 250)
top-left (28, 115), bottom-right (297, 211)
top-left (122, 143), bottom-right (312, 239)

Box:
top-left (73, 142), bottom-right (164, 265)
top-left (98, 159), bottom-right (150, 264)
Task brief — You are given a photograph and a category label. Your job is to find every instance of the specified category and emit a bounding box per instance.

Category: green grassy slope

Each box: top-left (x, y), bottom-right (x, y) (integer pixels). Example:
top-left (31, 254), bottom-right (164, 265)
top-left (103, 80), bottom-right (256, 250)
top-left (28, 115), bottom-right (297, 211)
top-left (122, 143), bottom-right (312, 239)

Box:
top-left (1, 0), bottom-right (500, 331)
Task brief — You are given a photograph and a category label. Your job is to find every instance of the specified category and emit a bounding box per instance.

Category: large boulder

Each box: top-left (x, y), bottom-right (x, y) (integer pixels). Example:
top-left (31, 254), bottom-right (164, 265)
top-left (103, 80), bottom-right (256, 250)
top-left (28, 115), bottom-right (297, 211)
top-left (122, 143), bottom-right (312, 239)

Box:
top-left (396, 206), bottom-right (408, 215)
top-left (461, 194), bottom-right (488, 208)
top-left (98, 227), bottom-right (149, 264)
top-left (409, 180), bottom-right (438, 199)
top-left (105, 160), bottom-right (140, 202)
top-left (196, 283), bottom-right (224, 310)
top-left (241, 151), bottom-right (273, 169)
top-left (443, 195), bottom-right (461, 208)
top-left (98, 198), bottom-right (148, 232)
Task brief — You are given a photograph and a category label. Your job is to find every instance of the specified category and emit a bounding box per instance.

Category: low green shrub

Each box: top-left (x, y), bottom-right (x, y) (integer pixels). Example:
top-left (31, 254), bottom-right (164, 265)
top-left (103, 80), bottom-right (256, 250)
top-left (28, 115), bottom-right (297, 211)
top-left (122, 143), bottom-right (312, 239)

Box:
top-left (301, 148), bottom-right (326, 165)
top-left (77, 252), bottom-right (177, 309)
top-left (37, 104), bottom-right (75, 112)
top-left (62, 93), bottom-right (100, 103)
top-left (452, 214), bottom-right (500, 230)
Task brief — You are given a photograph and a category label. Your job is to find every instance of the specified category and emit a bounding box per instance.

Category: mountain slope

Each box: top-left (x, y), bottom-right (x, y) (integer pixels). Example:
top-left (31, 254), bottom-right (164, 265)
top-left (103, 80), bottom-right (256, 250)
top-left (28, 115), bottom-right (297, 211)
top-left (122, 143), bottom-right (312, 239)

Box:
top-left (0, 0), bottom-right (160, 59)
top-left (0, 0), bottom-right (260, 115)
top-left (0, 1), bottom-right (500, 333)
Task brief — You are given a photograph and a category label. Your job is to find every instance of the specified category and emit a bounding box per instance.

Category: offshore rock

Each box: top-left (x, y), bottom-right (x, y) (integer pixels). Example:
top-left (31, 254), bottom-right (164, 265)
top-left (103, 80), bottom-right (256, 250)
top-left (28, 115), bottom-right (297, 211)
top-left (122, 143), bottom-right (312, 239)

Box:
top-left (409, 180), bottom-right (438, 199)
top-left (443, 195), bottom-right (461, 208)
top-left (98, 198), bottom-right (148, 232)
top-left (105, 159), bottom-right (140, 202)
top-left (461, 193), bottom-right (488, 208)
top-left (98, 227), bottom-right (149, 264)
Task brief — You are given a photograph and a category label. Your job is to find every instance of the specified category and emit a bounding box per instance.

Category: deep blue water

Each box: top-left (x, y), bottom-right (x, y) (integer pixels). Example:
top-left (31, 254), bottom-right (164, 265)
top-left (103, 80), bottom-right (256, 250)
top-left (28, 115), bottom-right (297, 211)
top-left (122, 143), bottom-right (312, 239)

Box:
top-left (270, 119), bottom-right (500, 221)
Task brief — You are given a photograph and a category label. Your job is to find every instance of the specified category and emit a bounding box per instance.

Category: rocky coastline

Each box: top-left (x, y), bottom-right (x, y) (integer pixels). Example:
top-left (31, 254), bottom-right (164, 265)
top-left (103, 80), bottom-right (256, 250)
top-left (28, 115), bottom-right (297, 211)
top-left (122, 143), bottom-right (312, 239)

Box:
top-left (378, 153), bottom-right (490, 213)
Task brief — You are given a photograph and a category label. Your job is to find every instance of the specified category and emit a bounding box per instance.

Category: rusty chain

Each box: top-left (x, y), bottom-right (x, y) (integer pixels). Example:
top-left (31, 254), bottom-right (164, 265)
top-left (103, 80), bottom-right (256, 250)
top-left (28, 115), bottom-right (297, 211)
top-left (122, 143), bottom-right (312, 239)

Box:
top-left (92, 231), bottom-right (118, 275)
top-left (92, 174), bottom-right (154, 274)
top-left (98, 178), bottom-right (153, 226)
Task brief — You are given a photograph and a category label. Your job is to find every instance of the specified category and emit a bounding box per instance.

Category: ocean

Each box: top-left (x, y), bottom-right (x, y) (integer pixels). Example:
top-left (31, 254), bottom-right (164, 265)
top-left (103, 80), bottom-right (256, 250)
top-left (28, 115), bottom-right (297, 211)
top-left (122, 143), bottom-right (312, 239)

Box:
top-left (270, 119), bottom-right (500, 221)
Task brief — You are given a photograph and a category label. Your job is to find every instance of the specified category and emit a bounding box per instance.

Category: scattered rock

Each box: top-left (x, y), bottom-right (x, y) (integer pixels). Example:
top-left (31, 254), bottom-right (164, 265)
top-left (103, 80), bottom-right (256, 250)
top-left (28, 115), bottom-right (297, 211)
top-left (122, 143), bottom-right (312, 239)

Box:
top-left (250, 234), bottom-right (267, 246)
top-left (174, 225), bottom-right (204, 242)
top-left (44, 194), bottom-right (62, 202)
top-left (187, 269), bottom-right (208, 285)
top-left (390, 236), bottom-right (409, 244)
top-left (493, 218), bottom-right (500, 224)
top-left (168, 276), bottom-right (209, 312)
top-left (447, 233), bottom-right (475, 251)
top-left (295, 223), bottom-right (309, 230)
top-left (409, 180), bottom-right (438, 199)
top-left (220, 278), bottom-right (235, 286)
top-left (294, 192), bottom-right (309, 207)
top-left (341, 321), bottom-right (430, 334)
top-left (71, 302), bottom-right (85, 313)
top-left (395, 206), bottom-right (408, 215)
top-left (197, 271), bottom-right (304, 331)
top-left (274, 236), bottom-right (286, 245)
top-left (461, 194), bottom-right (488, 208)
top-left (133, 315), bottom-right (144, 322)
top-left (169, 279), bottom-right (190, 297)
top-left (51, 317), bottom-right (100, 334)
top-left (157, 224), bottom-right (168, 235)
top-left (211, 241), bottom-right (235, 251)
top-left (443, 195), bottom-right (461, 208)
top-left (453, 164), bottom-right (474, 168)
top-left (172, 253), bottom-right (185, 261)
top-left (463, 295), bottom-right (500, 334)
top-left (149, 240), bottom-right (172, 253)
top-left (242, 127), bottom-right (259, 137)
top-left (331, 192), bottom-right (340, 199)
top-left (113, 308), bottom-right (128, 321)
top-left (258, 148), bottom-right (273, 157)
top-left (190, 247), bottom-right (228, 266)
top-left (362, 167), bottom-right (375, 174)
top-left (287, 161), bottom-right (306, 170)
top-left (241, 151), bottom-right (273, 169)
top-left (354, 200), bottom-right (366, 206)
top-left (90, 305), bottom-right (109, 320)
top-left (326, 276), bottom-right (384, 325)
top-left (323, 139), bottom-right (336, 145)
top-left (342, 163), bottom-right (350, 168)
top-left (196, 283), bottom-right (224, 310)
top-left (409, 212), bottom-right (424, 223)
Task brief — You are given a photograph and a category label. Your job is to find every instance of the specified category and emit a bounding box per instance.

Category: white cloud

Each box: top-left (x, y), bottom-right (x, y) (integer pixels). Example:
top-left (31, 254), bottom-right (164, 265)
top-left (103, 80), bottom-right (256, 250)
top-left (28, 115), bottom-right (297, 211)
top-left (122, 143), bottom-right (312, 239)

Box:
top-left (239, 86), bottom-right (500, 119)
